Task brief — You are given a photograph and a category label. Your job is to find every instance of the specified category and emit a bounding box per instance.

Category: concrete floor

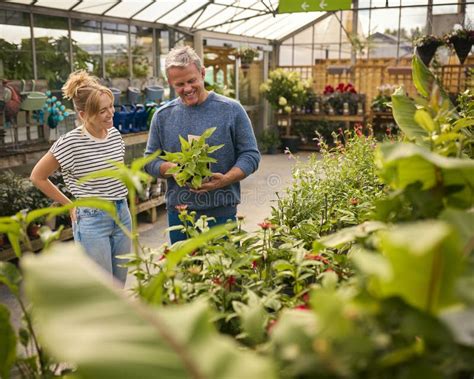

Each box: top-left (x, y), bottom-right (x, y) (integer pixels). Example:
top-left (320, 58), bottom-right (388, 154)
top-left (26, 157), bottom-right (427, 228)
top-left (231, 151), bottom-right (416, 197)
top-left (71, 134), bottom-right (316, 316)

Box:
top-left (0, 151), bottom-right (311, 334)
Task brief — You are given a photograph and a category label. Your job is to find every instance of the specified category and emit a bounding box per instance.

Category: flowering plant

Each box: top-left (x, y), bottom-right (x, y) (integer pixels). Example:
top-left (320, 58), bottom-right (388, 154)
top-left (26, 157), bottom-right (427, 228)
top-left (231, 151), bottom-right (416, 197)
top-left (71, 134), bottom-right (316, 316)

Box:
top-left (413, 34), bottom-right (444, 47)
top-left (444, 28), bottom-right (474, 44)
top-left (260, 68), bottom-right (310, 114)
top-left (322, 82), bottom-right (361, 115)
top-left (237, 47), bottom-right (259, 65)
top-left (371, 84), bottom-right (397, 112)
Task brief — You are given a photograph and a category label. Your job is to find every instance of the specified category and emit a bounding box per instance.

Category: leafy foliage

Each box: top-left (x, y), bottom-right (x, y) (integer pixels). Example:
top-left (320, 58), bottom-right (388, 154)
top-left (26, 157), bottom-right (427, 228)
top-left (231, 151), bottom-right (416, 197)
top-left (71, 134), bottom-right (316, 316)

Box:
top-left (161, 127), bottom-right (224, 189)
top-left (272, 128), bottom-right (385, 246)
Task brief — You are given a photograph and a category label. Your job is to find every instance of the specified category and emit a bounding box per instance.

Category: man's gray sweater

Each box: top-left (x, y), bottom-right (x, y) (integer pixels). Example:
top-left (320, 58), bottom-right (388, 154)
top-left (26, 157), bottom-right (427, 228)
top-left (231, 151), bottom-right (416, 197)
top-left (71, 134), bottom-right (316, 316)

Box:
top-left (144, 92), bottom-right (261, 217)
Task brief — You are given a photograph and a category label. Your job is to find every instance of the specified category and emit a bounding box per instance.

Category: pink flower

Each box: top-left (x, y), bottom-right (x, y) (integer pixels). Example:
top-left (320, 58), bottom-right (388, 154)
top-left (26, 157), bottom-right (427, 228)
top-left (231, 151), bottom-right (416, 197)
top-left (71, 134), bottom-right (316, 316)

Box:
top-left (175, 204), bottom-right (188, 212)
top-left (258, 220), bottom-right (275, 230)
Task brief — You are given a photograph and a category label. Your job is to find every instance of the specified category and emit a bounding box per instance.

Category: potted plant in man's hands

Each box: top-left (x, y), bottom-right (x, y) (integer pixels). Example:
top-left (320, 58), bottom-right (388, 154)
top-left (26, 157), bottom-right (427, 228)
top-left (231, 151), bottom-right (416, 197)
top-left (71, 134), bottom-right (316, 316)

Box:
top-left (414, 34), bottom-right (444, 66)
top-left (161, 127), bottom-right (224, 189)
top-left (445, 28), bottom-right (474, 64)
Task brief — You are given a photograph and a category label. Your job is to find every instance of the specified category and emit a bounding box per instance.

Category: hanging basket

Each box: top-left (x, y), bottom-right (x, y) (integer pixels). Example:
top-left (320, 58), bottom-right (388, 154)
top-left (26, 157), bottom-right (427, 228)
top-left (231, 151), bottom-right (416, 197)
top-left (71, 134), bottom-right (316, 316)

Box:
top-left (415, 42), bottom-right (441, 66)
top-left (449, 35), bottom-right (472, 65)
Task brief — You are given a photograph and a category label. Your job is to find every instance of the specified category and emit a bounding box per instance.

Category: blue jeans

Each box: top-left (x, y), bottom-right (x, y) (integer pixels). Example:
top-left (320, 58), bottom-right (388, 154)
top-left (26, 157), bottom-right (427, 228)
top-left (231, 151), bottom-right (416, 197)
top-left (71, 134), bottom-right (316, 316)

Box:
top-left (167, 210), bottom-right (236, 245)
top-left (72, 199), bottom-right (131, 285)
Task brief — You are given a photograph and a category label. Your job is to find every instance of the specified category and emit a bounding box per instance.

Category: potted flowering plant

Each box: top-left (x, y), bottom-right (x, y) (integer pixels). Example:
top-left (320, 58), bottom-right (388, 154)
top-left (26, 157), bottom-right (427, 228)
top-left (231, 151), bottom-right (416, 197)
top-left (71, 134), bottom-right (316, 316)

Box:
top-left (260, 69), bottom-right (310, 151)
top-left (413, 34), bottom-right (444, 66)
top-left (322, 83), bottom-right (360, 115)
top-left (444, 28), bottom-right (474, 64)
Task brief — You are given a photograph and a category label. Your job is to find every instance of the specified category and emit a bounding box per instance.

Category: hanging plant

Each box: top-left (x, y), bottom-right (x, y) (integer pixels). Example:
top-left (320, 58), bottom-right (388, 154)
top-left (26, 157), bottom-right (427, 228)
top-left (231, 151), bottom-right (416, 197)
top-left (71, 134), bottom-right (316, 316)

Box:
top-left (413, 35), bottom-right (444, 66)
top-left (445, 28), bottom-right (474, 65)
top-left (237, 47), bottom-right (259, 67)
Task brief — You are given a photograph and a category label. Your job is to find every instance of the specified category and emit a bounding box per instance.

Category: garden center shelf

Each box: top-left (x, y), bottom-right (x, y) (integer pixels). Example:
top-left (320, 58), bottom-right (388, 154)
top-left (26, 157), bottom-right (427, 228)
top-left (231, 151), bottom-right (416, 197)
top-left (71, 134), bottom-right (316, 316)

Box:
top-left (0, 227), bottom-right (73, 262)
top-left (291, 114), bottom-right (366, 130)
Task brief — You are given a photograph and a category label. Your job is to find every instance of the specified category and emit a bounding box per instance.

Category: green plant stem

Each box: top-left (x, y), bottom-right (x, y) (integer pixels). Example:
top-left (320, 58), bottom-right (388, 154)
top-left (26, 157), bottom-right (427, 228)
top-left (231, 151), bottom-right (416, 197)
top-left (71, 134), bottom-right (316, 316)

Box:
top-left (17, 297), bottom-right (46, 377)
top-left (128, 187), bottom-right (142, 292)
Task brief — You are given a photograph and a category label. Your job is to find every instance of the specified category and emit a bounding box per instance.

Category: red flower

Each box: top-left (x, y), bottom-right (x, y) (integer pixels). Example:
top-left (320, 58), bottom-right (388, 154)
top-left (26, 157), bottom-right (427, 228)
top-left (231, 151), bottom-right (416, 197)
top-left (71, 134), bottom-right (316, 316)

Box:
top-left (225, 275), bottom-right (236, 289)
top-left (385, 127), bottom-right (392, 136)
top-left (350, 197), bottom-right (359, 206)
top-left (336, 83), bottom-right (345, 92)
top-left (175, 204), bottom-right (188, 212)
top-left (323, 85), bottom-right (334, 94)
top-left (294, 304), bottom-right (310, 311)
top-left (212, 277), bottom-right (222, 286)
top-left (258, 220), bottom-right (275, 230)
top-left (305, 254), bottom-right (329, 264)
top-left (159, 247), bottom-right (170, 261)
top-left (252, 260), bottom-right (259, 269)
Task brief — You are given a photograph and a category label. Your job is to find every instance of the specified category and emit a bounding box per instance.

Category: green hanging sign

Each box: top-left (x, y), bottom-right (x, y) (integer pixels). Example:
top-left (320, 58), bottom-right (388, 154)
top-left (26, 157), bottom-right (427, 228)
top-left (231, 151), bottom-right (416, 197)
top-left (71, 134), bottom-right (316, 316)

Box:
top-left (279, 0), bottom-right (352, 12)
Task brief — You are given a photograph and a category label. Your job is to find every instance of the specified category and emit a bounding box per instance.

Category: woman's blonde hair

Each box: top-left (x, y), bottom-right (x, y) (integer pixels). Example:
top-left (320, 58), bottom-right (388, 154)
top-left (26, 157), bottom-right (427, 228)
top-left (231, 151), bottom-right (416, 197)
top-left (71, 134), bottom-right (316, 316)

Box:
top-left (62, 70), bottom-right (113, 124)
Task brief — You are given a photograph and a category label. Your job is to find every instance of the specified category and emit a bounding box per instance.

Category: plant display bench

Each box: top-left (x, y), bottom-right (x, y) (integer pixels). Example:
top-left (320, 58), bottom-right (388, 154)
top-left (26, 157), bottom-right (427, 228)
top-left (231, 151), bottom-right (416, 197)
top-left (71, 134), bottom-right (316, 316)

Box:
top-left (369, 111), bottom-right (395, 130)
top-left (291, 114), bottom-right (365, 130)
top-left (136, 195), bottom-right (166, 223)
top-left (0, 227), bottom-right (73, 262)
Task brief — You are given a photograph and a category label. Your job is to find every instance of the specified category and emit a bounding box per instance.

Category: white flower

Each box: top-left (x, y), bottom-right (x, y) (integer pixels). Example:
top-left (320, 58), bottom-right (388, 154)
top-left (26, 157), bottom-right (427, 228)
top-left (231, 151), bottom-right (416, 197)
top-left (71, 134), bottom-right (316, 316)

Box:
top-left (279, 96), bottom-right (287, 106)
top-left (284, 105), bottom-right (292, 113)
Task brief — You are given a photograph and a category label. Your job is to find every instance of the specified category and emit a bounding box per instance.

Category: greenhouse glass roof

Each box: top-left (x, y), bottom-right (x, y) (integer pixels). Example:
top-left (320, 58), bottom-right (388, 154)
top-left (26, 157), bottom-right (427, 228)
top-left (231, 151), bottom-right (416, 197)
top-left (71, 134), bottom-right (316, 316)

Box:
top-left (3, 0), bottom-right (326, 40)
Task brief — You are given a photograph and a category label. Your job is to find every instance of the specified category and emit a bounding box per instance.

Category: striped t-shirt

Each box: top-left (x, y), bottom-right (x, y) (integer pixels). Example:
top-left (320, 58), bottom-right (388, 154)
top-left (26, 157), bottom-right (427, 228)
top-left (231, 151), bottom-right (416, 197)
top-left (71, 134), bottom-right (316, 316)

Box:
top-left (50, 126), bottom-right (128, 200)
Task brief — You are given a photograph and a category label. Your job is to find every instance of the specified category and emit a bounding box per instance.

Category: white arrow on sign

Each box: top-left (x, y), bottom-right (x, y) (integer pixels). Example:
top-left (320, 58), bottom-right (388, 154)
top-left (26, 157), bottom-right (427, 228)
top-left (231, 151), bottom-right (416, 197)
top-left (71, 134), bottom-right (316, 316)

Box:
top-left (301, 1), bottom-right (310, 10)
top-left (319, 0), bottom-right (327, 8)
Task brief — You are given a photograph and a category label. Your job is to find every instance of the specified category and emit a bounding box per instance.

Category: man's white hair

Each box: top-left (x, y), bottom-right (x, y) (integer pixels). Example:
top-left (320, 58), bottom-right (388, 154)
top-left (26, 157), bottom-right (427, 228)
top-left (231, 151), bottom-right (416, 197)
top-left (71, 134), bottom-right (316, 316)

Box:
top-left (165, 46), bottom-right (202, 73)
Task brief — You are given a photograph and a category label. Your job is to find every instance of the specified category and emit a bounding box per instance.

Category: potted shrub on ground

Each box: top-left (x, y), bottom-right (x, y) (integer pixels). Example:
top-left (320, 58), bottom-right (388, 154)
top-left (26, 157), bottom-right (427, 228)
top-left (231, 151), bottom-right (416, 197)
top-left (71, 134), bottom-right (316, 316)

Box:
top-left (257, 127), bottom-right (281, 154)
top-left (445, 28), bottom-right (474, 64)
top-left (414, 34), bottom-right (444, 66)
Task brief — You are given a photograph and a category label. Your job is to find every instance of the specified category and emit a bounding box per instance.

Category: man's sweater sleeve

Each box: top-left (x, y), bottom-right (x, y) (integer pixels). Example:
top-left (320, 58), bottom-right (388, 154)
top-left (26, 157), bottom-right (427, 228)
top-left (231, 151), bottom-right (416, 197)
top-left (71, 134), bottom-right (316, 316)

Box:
top-left (144, 113), bottom-right (166, 178)
top-left (232, 104), bottom-right (261, 177)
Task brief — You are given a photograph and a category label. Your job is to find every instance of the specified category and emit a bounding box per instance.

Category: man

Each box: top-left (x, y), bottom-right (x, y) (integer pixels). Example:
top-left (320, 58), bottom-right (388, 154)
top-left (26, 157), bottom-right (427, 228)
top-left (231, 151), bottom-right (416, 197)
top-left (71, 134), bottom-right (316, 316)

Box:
top-left (144, 46), bottom-right (261, 244)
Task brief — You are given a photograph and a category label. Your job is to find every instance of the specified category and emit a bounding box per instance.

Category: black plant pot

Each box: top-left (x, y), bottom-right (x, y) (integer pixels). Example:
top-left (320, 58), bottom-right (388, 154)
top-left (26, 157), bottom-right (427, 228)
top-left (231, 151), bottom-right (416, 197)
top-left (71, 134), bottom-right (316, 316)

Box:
top-left (280, 135), bottom-right (300, 153)
top-left (450, 36), bottom-right (472, 65)
top-left (416, 43), bottom-right (441, 66)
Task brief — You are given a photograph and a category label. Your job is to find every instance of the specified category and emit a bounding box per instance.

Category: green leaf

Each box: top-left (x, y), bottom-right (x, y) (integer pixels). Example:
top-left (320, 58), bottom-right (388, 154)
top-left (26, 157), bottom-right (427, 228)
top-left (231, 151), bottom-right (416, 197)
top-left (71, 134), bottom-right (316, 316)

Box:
top-left (391, 87), bottom-right (428, 144)
top-left (142, 224), bottom-right (236, 304)
top-left (201, 127), bottom-right (216, 140)
top-left (22, 243), bottom-right (276, 379)
top-left (440, 308), bottom-right (474, 347)
top-left (314, 221), bottom-right (387, 249)
top-left (207, 144), bottom-right (224, 153)
top-left (0, 304), bottom-right (17, 379)
top-left (372, 221), bottom-right (465, 314)
top-left (191, 176), bottom-right (202, 189)
top-left (0, 262), bottom-right (22, 296)
top-left (414, 109), bottom-right (436, 133)
top-left (178, 135), bottom-right (190, 150)
top-left (351, 248), bottom-right (392, 279)
top-left (438, 208), bottom-right (474, 255)
top-left (232, 291), bottom-right (267, 345)
top-left (376, 142), bottom-right (474, 207)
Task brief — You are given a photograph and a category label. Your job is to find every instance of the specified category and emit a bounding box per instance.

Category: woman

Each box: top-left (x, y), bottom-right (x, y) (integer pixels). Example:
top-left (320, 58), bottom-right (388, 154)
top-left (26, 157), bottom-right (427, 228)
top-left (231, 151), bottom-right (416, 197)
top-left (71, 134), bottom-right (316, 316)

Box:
top-left (30, 70), bottom-right (130, 285)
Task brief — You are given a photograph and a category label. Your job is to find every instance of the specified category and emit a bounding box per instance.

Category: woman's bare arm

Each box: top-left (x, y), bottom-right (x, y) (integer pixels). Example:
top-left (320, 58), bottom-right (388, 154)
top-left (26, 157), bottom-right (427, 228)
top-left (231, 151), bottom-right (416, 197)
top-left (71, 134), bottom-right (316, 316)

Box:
top-left (30, 152), bottom-right (76, 220)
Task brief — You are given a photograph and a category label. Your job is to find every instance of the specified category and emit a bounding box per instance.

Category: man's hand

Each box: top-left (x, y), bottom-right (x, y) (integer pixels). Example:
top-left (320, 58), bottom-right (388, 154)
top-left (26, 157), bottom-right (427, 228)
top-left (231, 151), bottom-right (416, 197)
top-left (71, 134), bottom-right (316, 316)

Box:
top-left (192, 172), bottom-right (229, 193)
top-left (160, 162), bottom-right (178, 179)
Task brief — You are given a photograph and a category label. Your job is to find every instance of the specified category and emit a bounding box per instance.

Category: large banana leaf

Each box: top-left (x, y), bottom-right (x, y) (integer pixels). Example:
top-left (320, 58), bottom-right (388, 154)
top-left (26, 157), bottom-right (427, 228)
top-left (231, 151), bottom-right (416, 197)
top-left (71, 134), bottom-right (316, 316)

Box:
top-left (391, 87), bottom-right (428, 145)
top-left (22, 243), bottom-right (276, 379)
top-left (376, 142), bottom-right (474, 207)
top-left (371, 221), bottom-right (464, 314)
